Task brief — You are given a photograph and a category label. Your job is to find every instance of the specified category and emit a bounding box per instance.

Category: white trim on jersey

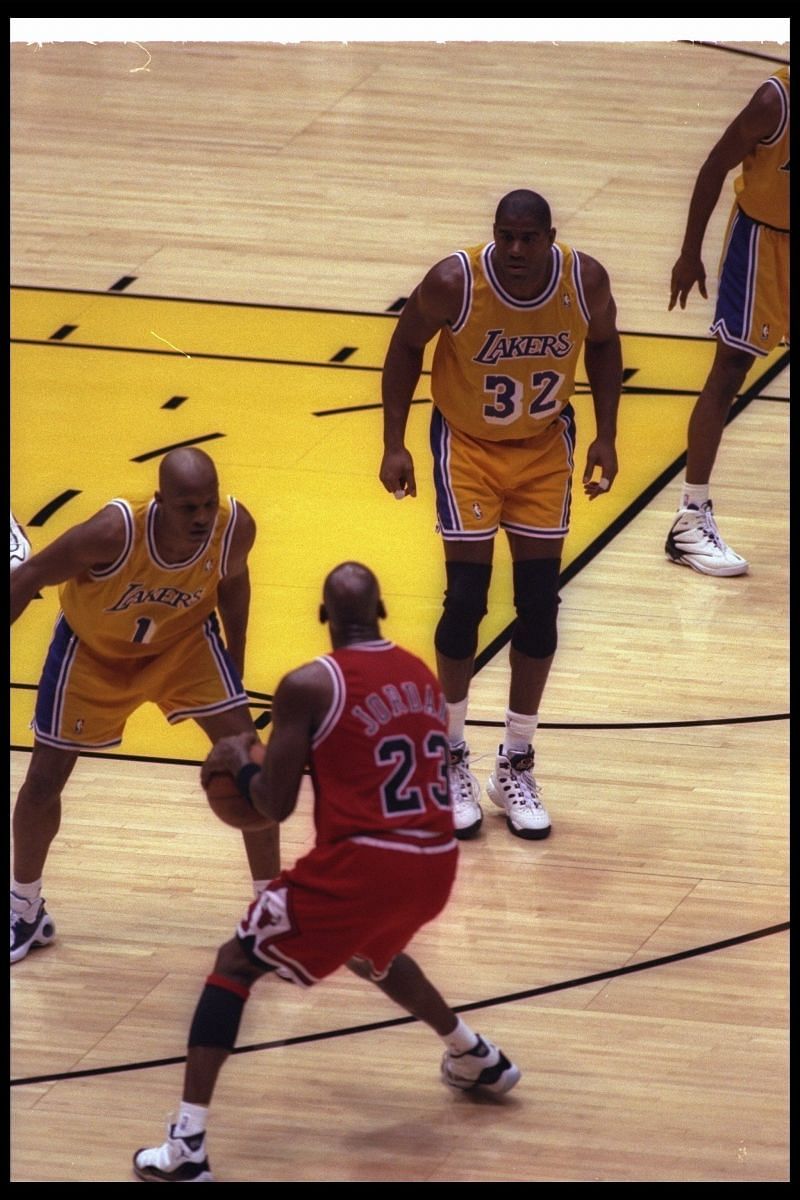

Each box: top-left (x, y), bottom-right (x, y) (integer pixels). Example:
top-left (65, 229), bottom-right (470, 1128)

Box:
top-left (762, 75), bottom-right (789, 144)
top-left (571, 250), bottom-right (593, 326)
top-left (146, 498), bottom-right (211, 570)
top-left (218, 495), bottom-right (238, 578)
top-left (311, 655), bottom-right (347, 750)
top-left (89, 499), bottom-right (135, 579)
top-left (450, 250), bottom-right (473, 334)
top-left (482, 242), bottom-right (562, 310)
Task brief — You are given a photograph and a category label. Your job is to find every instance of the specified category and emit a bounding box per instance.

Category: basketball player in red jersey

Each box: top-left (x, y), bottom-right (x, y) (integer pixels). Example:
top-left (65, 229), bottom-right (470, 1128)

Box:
top-left (133, 562), bottom-right (520, 1184)
top-left (666, 65), bottom-right (789, 575)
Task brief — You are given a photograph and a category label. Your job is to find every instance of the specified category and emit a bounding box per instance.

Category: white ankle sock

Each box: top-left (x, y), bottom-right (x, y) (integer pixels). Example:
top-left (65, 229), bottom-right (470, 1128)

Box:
top-left (446, 697), bottom-right (469, 748)
top-left (680, 482), bottom-right (709, 510)
top-left (442, 1017), bottom-right (480, 1055)
top-left (10, 879), bottom-right (42, 913)
top-left (501, 709), bottom-right (539, 756)
top-left (174, 1102), bottom-right (208, 1138)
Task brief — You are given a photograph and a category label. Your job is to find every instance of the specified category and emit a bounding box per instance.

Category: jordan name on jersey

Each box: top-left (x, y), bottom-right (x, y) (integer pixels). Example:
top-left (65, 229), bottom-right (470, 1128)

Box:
top-left (351, 679), bottom-right (448, 738)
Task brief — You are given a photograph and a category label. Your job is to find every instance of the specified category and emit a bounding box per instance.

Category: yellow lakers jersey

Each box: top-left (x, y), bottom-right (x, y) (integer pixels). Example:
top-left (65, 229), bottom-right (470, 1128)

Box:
top-left (59, 496), bottom-right (240, 658)
top-left (735, 66), bottom-right (790, 231)
top-left (430, 241), bottom-right (591, 442)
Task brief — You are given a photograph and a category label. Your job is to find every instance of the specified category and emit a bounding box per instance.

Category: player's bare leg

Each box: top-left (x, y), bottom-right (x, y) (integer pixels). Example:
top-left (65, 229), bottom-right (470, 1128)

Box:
top-left (12, 743), bottom-right (77, 882)
top-left (666, 341), bottom-right (752, 577)
top-left (349, 952), bottom-right (521, 1094)
top-left (685, 341), bottom-right (753, 483)
top-left (133, 938), bottom-right (267, 1182)
top-left (10, 743), bottom-right (77, 962)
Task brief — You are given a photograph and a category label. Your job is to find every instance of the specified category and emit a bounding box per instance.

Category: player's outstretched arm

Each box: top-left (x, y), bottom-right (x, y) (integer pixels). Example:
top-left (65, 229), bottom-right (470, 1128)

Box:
top-left (10, 505), bottom-right (128, 624)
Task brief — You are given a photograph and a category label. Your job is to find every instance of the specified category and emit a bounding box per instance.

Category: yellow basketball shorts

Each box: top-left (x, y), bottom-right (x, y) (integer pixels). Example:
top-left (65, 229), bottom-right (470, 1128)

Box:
top-left (711, 205), bottom-right (789, 356)
top-left (32, 611), bottom-right (249, 749)
top-left (429, 404), bottom-right (576, 542)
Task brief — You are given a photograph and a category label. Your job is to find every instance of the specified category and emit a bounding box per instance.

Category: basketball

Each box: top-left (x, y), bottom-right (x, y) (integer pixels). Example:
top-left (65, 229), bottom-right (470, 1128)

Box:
top-left (203, 741), bottom-right (272, 831)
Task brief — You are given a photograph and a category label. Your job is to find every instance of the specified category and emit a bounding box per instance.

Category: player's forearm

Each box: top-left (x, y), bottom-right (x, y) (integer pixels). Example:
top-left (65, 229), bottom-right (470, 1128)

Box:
top-left (382, 342), bottom-right (424, 450)
top-left (584, 337), bottom-right (621, 441)
top-left (680, 158), bottom-right (728, 258)
top-left (217, 574), bottom-right (251, 675)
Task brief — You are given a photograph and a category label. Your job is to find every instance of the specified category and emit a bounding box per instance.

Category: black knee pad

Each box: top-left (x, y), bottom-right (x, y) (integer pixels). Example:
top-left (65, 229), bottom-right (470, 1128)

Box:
top-left (510, 558), bottom-right (561, 659)
top-left (188, 976), bottom-right (250, 1050)
top-left (434, 561), bottom-right (492, 660)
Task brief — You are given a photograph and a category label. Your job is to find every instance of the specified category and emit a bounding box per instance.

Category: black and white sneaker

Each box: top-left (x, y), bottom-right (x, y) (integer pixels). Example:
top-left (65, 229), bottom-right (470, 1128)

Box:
top-left (487, 745), bottom-right (551, 839)
top-left (441, 1034), bottom-right (521, 1095)
top-left (10, 898), bottom-right (56, 964)
top-left (448, 741), bottom-right (483, 839)
top-left (133, 1123), bottom-right (213, 1183)
top-left (665, 501), bottom-right (748, 576)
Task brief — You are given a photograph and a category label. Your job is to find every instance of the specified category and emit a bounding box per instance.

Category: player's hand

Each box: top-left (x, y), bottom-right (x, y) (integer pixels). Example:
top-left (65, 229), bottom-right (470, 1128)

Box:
top-left (379, 447), bottom-right (417, 499)
top-left (583, 439), bottom-right (618, 500)
top-left (669, 253), bottom-right (708, 311)
top-left (200, 731), bottom-right (258, 787)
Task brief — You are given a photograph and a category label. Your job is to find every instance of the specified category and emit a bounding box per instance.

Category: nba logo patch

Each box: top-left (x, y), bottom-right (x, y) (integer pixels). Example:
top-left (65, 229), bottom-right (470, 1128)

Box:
top-left (761, 323), bottom-right (770, 341)
top-left (472, 502), bottom-right (483, 519)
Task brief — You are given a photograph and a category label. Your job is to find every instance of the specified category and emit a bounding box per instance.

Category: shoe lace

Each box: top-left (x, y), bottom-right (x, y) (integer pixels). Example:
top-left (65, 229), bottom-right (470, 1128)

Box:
top-left (505, 758), bottom-right (544, 810)
top-left (450, 759), bottom-right (477, 806)
top-left (699, 508), bottom-right (727, 549)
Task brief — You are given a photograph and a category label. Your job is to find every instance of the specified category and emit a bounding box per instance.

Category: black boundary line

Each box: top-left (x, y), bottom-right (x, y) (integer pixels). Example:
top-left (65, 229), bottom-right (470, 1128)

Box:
top-left (10, 921), bottom-right (788, 1088)
top-left (10, 337), bottom-right (389, 375)
top-left (8, 283), bottom-right (783, 346)
top-left (474, 348), bottom-right (790, 674)
top-left (9, 706), bottom-right (789, 765)
top-left (10, 283), bottom-right (402, 320)
top-left (682, 41), bottom-right (788, 65)
top-left (15, 332), bottom-right (767, 378)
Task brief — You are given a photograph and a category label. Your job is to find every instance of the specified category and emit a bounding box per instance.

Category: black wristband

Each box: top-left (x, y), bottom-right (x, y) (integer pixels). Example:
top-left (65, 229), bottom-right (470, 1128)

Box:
top-left (235, 762), bottom-right (261, 805)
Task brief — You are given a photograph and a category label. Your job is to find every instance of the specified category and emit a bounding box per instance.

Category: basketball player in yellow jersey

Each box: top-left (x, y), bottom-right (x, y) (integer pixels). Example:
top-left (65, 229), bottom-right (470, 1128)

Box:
top-left (380, 189), bottom-right (621, 842)
top-left (667, 65), bottom-right (789, 576)
top-left (10, 448), bottom-right (280, 964)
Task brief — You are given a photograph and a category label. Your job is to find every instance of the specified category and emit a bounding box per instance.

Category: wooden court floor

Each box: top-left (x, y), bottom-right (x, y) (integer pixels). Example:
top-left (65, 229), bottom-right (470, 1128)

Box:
top-left (10, 36), bottom-right (789, 1182)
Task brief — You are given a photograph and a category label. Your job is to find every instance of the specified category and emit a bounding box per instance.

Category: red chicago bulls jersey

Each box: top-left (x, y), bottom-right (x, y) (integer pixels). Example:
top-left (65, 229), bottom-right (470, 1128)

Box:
top-left (309, 640), bottom-right (454, 847)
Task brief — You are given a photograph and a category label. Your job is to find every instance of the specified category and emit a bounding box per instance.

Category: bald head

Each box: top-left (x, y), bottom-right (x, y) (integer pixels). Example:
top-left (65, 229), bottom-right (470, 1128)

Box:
top-left (495, 189), bottom-right (552, 229)
top-left (321, 562), bottom-right (386, 642)
top-left (158, 447), bottom-right (218, 497)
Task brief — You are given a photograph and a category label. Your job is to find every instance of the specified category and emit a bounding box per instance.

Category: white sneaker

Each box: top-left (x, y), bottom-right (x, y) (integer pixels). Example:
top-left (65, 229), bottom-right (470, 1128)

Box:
top-left (133, 1122), bottom-right (213, 1183)
top-left (10, 897), bottom-right (56, 964)
top-left (487, 745), bottom-right (551, 840)
top-left (10, 512), bottom-right (32, 572)
top-left (665, 501), bottom-right (748, 577)
top-left (448, 742), bottom-right (483, 839)
top-left (441, 1034), bottom-right (521, 1094)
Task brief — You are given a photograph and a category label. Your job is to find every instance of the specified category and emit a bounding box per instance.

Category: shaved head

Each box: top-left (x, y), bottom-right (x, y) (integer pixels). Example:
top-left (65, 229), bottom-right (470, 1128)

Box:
top-left (158, 447), bottom-right (218, 498)
top-left (495, 189), bottom-right (552, 229)
top-left (321, 562), bottom-right (386, 634)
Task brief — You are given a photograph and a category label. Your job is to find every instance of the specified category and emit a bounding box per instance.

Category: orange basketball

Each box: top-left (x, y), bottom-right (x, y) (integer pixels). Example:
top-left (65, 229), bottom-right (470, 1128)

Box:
top-left (203, 741), bottom-right (272, 831)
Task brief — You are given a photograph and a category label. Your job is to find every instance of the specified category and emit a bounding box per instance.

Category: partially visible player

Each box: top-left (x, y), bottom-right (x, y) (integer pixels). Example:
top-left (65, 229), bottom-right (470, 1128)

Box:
top-left (10, 448), bottom-right (280, 964)
top-left (10, 511), bottom-right (32, 571)
top-left (666, 66), bottom-right (789, 575)
top-left (132, 562), bottom-right (520, 1184)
